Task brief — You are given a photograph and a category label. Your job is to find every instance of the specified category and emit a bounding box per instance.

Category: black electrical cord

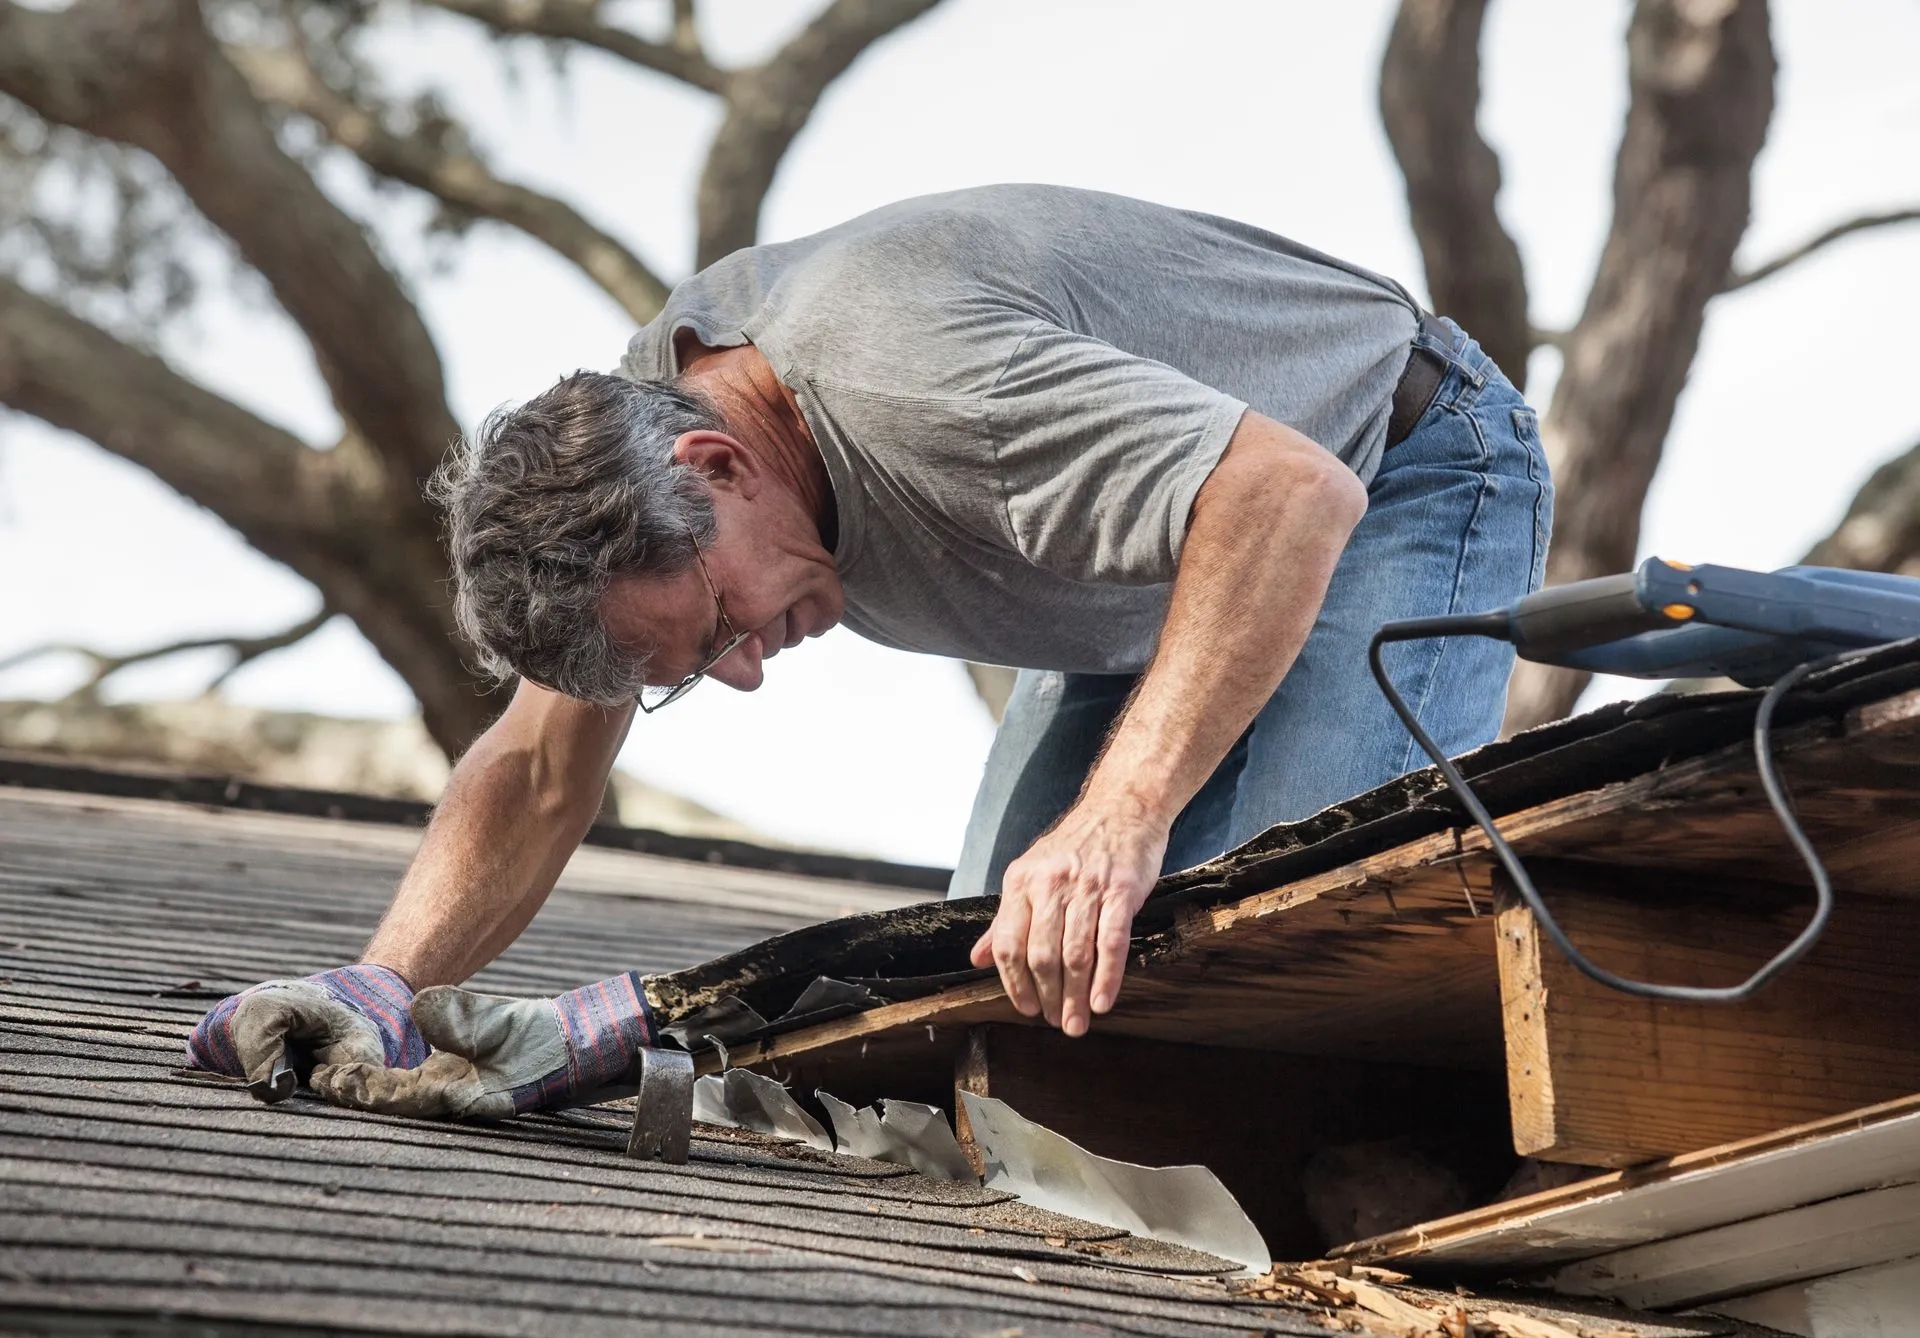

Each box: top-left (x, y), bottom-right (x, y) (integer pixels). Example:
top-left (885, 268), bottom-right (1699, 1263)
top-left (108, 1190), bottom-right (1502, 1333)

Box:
top-left (1368, 618), bottom-right (1836, 1002)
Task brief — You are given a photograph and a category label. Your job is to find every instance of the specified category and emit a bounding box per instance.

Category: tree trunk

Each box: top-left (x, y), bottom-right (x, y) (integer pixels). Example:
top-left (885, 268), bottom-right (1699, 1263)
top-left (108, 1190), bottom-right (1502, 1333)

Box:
top-left (1379, 0), bottom-right (1532, 388)
top-left (2, 0), bottom-right (944, 762)
top-left (1502, 0), bottom-right (1775, 733)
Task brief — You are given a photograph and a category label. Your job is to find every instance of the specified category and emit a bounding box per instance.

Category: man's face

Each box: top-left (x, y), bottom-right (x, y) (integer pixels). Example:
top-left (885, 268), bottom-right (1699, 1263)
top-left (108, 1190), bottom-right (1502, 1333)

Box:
top-left (599, 486), bottom-right (844, 694)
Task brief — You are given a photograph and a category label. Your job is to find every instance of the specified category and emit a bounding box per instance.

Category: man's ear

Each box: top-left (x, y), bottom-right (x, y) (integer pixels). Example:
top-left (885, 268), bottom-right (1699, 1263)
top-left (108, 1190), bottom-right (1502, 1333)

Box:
top-left (672, 431), bottom-right (761, 498)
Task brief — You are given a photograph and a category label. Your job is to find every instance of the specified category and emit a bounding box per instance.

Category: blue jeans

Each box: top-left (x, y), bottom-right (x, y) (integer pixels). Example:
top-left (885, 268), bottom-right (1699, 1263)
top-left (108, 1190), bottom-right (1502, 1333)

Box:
top-left (949, 319), bottom-right (1552, 899)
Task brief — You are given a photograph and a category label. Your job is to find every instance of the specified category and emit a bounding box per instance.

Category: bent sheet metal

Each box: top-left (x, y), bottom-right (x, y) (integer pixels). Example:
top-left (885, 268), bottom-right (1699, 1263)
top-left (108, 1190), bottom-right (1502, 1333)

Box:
top-left (960, 1091), bottom-right (1271, 1274)
top-left (817, 1093), bottom-right (975, 1181)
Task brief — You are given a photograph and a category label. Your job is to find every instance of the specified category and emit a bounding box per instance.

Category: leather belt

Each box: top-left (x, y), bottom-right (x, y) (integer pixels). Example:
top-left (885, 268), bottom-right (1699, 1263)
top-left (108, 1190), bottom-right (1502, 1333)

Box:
top-left (1385, 311), bottom-right (1453, 449)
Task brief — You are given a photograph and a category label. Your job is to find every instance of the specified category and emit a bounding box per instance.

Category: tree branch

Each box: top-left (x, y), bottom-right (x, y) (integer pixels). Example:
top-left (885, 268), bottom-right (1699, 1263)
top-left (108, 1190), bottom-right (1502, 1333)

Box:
top-left (671, 0), bottom-right (703, 61)
top-left (0, 603), bottom-right (336, 701)
top-left (0, 275), bottom-right (357, 544)
top-left (1723, 207), bottom-right (1920, 294)
top-left (1378, 0), bottom-right (1533, 388)
top-left (0, 0), bottom-right (460, 489)
top-left (1535, 206), bottom-right (1920, 346)
top-left (422, 0), bottom-right (728, 94)
top-left (1503, 0), bottom-right (1775, 733)
top-left (227, 41), bottom-right (671, 324)
top-left (1800, 435), bottom-right (1920, 574)
top-left (0, 274), bottom-right (497, 753)
top-left (695, 0), bottom-right (943, 268)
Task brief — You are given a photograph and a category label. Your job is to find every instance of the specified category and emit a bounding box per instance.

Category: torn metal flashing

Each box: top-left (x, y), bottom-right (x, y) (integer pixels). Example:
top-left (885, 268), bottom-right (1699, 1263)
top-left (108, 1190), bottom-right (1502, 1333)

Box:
top-left (961, 1092), bottom-right (1272, 1275)
top-left (691, 1069), bottom-right (833, 1151)
top-left (819, 1095), bottom-right (976, 1182)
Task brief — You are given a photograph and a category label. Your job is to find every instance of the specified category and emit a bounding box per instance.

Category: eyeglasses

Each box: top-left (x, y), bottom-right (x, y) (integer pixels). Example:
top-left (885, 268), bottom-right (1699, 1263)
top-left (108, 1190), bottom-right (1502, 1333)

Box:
top-left (636, 528), bottom-right (751, 714)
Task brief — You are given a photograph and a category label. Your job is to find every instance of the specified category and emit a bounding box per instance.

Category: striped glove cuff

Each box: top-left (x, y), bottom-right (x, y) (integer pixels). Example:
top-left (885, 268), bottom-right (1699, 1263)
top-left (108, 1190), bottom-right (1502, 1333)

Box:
top-left (320, 965), bottom-right (431, 1068)
top-left (510, 971), bottom-right (654, 1112)
top-left (186, 963), bottom-right (428, 1075)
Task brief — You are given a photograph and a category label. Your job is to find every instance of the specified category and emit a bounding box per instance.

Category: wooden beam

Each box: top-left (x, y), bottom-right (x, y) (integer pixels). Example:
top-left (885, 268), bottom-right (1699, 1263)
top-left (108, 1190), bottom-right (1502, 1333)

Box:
top-left (1495, 864), bottom-right (1920, 1165)
top-left (947, 1024), bottom-right (1513, 1260)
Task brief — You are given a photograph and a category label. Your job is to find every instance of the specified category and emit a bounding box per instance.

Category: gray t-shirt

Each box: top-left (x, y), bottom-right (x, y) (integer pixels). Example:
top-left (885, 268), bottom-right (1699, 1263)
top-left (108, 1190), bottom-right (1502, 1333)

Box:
top-left (621, 185), bottom-right (1418, 674)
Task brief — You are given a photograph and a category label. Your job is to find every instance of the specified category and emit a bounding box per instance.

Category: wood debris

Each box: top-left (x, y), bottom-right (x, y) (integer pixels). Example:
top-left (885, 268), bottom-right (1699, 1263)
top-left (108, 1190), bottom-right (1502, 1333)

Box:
top-left (1313, 1271), bottom-right (1451, 1337)
top-left (1237, 1265), bottom-right (1445, 1337)
top-left (1481, 1313), bottom-right (1634, 1338)
top-left (1234, 1266), bottom-right (1640, 1338)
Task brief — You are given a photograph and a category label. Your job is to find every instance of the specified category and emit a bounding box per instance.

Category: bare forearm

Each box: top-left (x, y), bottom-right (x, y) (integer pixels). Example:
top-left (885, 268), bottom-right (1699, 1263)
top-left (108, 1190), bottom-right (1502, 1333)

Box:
top-left (1086, 415), bottom-right (1368, 824)
top-left (977, 411), bottom-right (1370, 1036)
top-left (362, 686), bottom-right (633, 987)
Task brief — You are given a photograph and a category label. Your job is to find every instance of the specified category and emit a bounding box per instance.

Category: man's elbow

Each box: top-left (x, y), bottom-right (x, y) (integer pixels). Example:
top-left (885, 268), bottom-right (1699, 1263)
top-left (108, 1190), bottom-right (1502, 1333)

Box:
top-left (1205, 415), bottom-right (1368, 539)
top-left (1280, 443), bottom-right (1369, 538)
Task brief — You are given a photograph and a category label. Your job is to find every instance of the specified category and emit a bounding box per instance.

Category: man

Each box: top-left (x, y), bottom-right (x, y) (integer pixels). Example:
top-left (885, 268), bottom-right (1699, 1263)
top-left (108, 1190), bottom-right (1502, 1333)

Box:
top-left (188, 185), bottom-right (1551, 1117)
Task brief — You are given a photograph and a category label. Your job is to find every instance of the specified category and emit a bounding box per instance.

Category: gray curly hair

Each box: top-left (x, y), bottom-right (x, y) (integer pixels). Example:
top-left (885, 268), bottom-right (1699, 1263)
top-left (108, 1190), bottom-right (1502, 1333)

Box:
top-left (430, 371), bottom-right (723, 704)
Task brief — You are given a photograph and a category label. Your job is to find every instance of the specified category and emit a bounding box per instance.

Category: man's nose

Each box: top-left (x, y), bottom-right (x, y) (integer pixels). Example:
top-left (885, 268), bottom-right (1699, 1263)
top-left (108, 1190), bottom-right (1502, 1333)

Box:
top-left (706, 637), bottom-right (764, 690)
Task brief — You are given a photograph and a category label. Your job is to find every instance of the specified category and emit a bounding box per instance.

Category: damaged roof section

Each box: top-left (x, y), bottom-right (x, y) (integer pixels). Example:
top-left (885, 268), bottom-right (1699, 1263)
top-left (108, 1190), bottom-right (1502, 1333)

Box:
top-left (646, 639), bottom-right (1920, 1042)
top-left (638, 642), bottom-right (1920, 1298)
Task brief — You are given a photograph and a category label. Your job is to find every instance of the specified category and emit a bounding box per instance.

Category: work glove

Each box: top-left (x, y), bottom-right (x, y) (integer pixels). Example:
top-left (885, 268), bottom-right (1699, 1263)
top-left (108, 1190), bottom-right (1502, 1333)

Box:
top-left (186, 964), bottom-right (429, 1100)
top-left (311, 971), bottom-right (654, 1121)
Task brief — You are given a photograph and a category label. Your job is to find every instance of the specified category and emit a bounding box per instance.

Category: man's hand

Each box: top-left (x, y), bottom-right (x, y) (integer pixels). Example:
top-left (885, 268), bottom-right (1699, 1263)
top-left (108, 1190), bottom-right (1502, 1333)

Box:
top-left (968, 412), bottom-right (1367, 1037)
top-left (313, 971), bottom-right (653, 1120)
top-left (186, 965), bottom-right (428, 1100)
top-left (969, 798), bottom-right (1168, 1038)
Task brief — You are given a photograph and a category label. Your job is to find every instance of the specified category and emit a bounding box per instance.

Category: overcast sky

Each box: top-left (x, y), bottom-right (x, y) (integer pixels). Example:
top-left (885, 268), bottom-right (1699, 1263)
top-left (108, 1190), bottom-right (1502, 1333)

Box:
top-left (3, 0), bottom-right (1917, 864)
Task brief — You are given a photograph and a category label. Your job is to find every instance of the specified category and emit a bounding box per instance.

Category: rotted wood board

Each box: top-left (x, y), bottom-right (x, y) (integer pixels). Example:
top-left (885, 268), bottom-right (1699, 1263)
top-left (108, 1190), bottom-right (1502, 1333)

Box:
top-left (718, 845), bottom-right (1507, 1077)
top-left (1473, 690), bottom-right (1920, 898)
top-left (739, 687), bottom-right (1920, 1087)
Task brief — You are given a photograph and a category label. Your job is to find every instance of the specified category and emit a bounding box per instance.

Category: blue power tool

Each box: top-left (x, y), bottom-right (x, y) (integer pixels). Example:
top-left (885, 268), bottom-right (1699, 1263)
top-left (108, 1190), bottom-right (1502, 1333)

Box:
top-left (1370, 558), bottom-right (1920, 1003)
top-left (1489, 558), bottom-right (1920, 685)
